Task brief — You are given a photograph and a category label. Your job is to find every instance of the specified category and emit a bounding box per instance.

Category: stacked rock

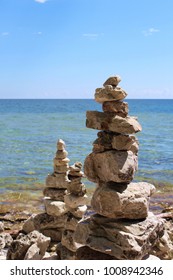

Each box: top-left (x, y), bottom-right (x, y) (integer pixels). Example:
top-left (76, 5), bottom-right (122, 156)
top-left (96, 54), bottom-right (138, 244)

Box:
top-left (57, 162), bottom-right (88, 259)
top-left (74, 75), bottom-right (164, 260)
top-left (23, 139), bottom-right (70, 243)
top-left (23, 139), bottom-right (88, 259)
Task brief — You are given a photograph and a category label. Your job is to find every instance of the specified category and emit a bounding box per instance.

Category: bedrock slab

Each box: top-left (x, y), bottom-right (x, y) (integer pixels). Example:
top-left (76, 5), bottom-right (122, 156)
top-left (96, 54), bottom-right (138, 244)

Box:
top-left (84, 150), bottom-right (138, 183)
top-left (86, 111), bottom-right (142, 134)
top-left (74, 213), bottom-right (164, 260)
top-left (91, 182), bottom-right (155, 219)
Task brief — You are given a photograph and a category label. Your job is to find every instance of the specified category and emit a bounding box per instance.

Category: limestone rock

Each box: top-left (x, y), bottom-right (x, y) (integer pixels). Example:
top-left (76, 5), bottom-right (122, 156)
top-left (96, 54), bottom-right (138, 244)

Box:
top-left (45, 174), bottom-right (70, 189)
top-left (69, 205), bottom-right (87, 219)
top-left (103, 75), bottom-right (121, 87)
top-left (91, 182), bottom-right (155, 219)
top-left (95, 87), bottom-right (127, 103)
top-left (0, 222), bottom-right (4, 233)
top-left (64, 193), bottom-right (88, 209)
top-left (55, 150), bottom-right (68, 159)
top-left (93, 131), bottom-right (139, 153)
top-left (102, 101), bottom-right (128, 117)
top-left (65, 214), bottom-right (80, 231)
top-left (56, 243), bottom-right (76, 260)
top-left (44, 199), bottom-right (68, 217)
top-left (0, 249), bottom-right (8, 260)
top-left (86, 111), bottom-right (142, 134)
top-left (54, 164), bottom-right (69, 173)
top-left (7, 230), bottom-right (50, 260)
top-left (57, 139), bottom-right (66, 150)
top-left (43, 188), bottom-right (66, 201)
top-left (41, 229), bottom-right (62, 242)
top-left (74, 213), bottom-right (164, 260)
top-left (53, 157), bottom-right (70, 166)
top-left (76, 246), bottom-right (117, 260)
top-left (24, 243), bottom-right (41, 260)
top-left (67, 181), bottom-right (86, 196)
top-left (61, 230), bottom-right (81, 252)
top-left (84, 150), bottom-right (138, 183)
top-left (0, 233), bottom-right (13, 249)
top-left (23, 213), bottom-right (67, 233)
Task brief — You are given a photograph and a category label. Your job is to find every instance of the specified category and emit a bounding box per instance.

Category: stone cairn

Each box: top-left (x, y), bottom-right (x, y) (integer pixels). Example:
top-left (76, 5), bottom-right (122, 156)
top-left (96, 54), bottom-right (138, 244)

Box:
top-left (74, 75), bottom-right (164, 260)
top-left (21, 139), bottom-right (87, 260)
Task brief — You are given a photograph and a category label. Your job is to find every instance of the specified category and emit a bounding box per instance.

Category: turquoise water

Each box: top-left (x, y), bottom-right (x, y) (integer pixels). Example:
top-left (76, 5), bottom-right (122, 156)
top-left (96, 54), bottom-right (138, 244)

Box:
top-left (0, 99), bottom-right (173, 210)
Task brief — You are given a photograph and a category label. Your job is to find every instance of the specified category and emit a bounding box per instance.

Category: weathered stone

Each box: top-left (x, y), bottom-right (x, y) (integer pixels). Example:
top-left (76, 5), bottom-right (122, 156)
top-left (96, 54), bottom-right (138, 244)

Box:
top-left (57, 139), bottom-right (66, 151)
top-left (41, 229), bottom-right (62, 242)
top-left (43, 188), bottom-right (66, 201)
top-left (53, 157), bottom-right (70, 166)
top-left (95, 87), bottom-right (127, 103)
top-left (44, 200), bottom-right (68, 217)
top-left (84, 150), bottom-right (138, 183)
top-left (74, 213), bottom-right (164, 259)
top-left (93, 131), bottom-right (139, 153)
top-left (23, 213), bottom-right (67, 233)
top-left (68, 170), bottom-right (84, 177)
top-left (45, 174), bottom-right (70, 189)
top-left (91, 182), bottom-right (155, 219)
top-left (64, 194), bottom-right (88, 209)
top-left (151, 220), bottom-right (173, 260)
top-left (0, 233), bottom-right (13, 249)
top-left (54, 164), bottom-right (69, 173)
top-left (67, 181), bottom-right (86, 196)
top-left (24, 243), bottom-right (41, 260)
top-left (43, 252), bottom-right (59, 260)
top-left (61, 230), bottom-right (81, 252)
top-left (65, 213), bottom-right (80, 231)
top-left (56, 243), bottom-right (76, 260)
top-left (7, 230), bottom-right (50, 260)
top-left (142, 254), bottom-right (160, 260)
top-left (69, 205), bottom-right (87, 218)
top-left (55, 150), bottom-right (68, 159)
top-left (0, 222), bottom-right (4, 232)
top-left (76, 246), bottom-right (117, 260)
top-left (69, 162), bottom-right (83, 172)
top-left (86, 111), bottom-right (142, 134)
top-left (103, 75), bottom-right (121, 87)
top-left (0, 249), bottom-right (8, 260)
top-left (102, 101), bottom-right (128, 117)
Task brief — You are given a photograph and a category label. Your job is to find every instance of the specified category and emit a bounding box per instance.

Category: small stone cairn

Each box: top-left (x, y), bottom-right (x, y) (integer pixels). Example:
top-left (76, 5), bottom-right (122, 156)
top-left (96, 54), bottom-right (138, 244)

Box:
top-left (23, 139), bottom-right (87, 259)
top-left (74, 75), bottom-right (164, 260)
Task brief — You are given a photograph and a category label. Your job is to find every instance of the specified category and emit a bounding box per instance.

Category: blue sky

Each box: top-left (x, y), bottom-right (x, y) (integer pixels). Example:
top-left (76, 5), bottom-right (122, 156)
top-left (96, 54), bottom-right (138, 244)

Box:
top-left (0, 0), bottom-right (173, 99)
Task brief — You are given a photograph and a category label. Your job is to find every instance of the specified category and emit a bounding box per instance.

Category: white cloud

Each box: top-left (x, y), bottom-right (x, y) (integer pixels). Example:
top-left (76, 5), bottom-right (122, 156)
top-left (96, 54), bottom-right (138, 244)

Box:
top-left (1, 32), bottom-right (9, 36)
top-left (82, 33), bottom-right (104, 39)
top-left (35, 0), bottom-right (48, 3)
top-left (143, 27), bottom-right (160, 36)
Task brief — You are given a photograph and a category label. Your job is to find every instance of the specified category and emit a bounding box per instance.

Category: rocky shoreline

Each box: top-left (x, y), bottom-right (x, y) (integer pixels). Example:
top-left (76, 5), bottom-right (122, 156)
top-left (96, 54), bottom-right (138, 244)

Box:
top-left (0, 75), bottom-right (173, 260)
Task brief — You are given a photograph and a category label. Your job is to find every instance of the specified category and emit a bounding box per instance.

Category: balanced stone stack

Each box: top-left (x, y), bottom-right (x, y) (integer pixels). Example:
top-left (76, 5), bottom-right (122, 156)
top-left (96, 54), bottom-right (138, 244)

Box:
top-left (23, 139), bottom-right (88, 259)
top-left (58, 162), bottom-right (88, 259)
top-left (23, 139), bottom-right (70, 243)
top-left (74, 75), bottom-right (164, 260)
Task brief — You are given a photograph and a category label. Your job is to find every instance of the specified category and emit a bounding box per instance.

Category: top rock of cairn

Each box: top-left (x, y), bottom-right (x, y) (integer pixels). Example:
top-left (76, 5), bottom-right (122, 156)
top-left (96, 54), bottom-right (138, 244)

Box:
top-left (95, 75), bottom-right (127, 103)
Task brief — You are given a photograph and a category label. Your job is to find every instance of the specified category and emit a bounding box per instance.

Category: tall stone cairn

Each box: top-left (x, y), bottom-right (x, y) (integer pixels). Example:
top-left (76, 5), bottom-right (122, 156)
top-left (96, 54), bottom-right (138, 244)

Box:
top-left (74, 75), bottom-right (164, 260)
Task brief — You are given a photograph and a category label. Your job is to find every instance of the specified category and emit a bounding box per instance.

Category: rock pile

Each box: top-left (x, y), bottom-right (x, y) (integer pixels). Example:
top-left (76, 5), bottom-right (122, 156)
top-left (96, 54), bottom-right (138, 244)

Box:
top-left (74, 75), bottom-right (164, 259)
top-left (57, 162), bottom-right (88, 259)
top-left (22, 139), bottom-right (87, 259)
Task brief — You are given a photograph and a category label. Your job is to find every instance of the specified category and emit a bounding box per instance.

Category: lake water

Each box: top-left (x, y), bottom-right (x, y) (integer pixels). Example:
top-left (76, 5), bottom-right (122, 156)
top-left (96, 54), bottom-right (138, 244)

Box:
top-left (0, 99), bottom-right (173, 213)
